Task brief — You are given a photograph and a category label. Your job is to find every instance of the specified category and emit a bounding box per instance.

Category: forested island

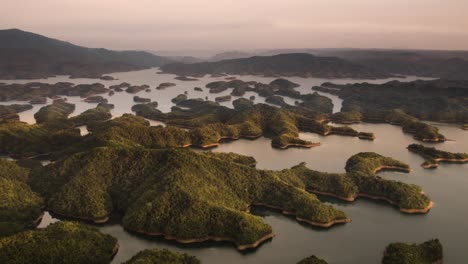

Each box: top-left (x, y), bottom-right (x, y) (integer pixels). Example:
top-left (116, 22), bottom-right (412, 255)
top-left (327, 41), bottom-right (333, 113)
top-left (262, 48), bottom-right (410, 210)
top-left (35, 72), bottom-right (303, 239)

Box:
top-left (123, 249), bottom-right (200, 264)
top-left (297, 255), bottom-right (328, 264)
top-left (408, 144), bottom-right (468, 169)
top-left (0, 222), bottom-right (118, 263)
top-left (0, 105), bottom-right (434, 253)
top-left (382, 239), bottom-right (443, 264)
top-left (314, 79), bottom-right (468, 125)
top-left (33, 147), bottom-right (349, 249)
top-left (291, 152), bottom-right (432, 213)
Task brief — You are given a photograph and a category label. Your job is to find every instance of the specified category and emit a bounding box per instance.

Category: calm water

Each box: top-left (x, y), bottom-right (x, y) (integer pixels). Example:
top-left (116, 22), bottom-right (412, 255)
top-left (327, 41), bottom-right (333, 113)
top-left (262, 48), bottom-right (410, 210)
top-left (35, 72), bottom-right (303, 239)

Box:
top-left (3, 69), bottom-right (465, 263)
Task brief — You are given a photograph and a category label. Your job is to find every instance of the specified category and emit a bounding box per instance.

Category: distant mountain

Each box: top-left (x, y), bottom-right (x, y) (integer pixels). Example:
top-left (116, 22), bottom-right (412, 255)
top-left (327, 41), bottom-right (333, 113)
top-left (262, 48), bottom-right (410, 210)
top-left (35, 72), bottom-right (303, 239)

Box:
top-left (310, 49), bottom-right (468, 80)
top-left (209, 51), bottom-right (253, 61)
top-left (164, 56), bottom-right (205, 64)
top-left (0, 29), bottom-right (172, 79)
top-left (160, 53), bottom-right (392, 79)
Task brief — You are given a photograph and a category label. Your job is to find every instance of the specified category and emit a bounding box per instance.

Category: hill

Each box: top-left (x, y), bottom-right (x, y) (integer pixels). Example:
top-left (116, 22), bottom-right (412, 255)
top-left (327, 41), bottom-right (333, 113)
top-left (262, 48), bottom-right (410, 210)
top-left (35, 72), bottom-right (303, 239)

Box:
top-left (160, 53), bottom-right (392, 79)
top-left (0, 221), bottom-right (118, 263)
top-left (0, 29), bottom-right (171, 79)
top-left (315, 49), bottom-right (468, 80)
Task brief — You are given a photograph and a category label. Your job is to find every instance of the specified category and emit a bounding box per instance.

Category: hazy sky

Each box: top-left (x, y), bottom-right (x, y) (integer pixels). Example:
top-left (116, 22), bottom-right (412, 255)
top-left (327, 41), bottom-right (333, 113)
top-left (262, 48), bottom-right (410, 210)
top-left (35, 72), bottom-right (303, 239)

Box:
top-left (2, 0), bottom-right (468, 51)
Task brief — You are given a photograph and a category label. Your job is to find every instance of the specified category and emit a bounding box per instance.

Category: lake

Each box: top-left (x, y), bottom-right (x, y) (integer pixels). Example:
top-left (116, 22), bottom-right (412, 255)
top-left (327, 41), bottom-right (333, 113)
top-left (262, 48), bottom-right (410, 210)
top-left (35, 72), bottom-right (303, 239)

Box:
top-left (3, 69), bottom-right (465, 263)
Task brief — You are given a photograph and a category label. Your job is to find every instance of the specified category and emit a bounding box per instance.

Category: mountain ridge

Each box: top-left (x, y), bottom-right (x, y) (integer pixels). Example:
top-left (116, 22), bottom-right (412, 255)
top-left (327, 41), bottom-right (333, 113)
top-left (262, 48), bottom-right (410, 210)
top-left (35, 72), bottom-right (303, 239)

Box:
top-left (0, 28), bottom-right (172, 79)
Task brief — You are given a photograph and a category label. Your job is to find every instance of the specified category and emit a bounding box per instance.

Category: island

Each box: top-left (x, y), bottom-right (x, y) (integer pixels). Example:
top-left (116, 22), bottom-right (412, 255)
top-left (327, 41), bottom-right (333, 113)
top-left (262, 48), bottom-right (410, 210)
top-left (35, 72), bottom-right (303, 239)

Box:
top-left (175, 76), bottom-right (199, 81)
top-left (84, 95), bottom-right (107, 103)
top-left (132, 94), bottom-right (374, 149)
top-left (133, 96), bottom-right (151, 103)
top-left (215, 95), bottom-right (232, 102)
top-left (0, 82), bottom-right (109, 102)
top-left (407, 144), bottom-right (468, 169)
top-left (156, 82), bottom-right (176, 90)
top-left (313, 79), bottom-right (468, 139)
top-left (126, 85), bottom-right (150, 94)
top-left (33, 146), bottom-right (349, 250)
top-left (382, 239), bottom-right (443, 264)
top-left (0, 110), bottom-right (434, 251)
top-left (124, 249), bottom-right (200, 264)
top-left (0, 104), bottom-right (33, 122)
top-left (290, 152), bottom-right (433, 214)
top-left (0, 222), bottom-right (118, 263)
top-left (0, 158), bottom-right (43, 237)
top-left (297, 255), bottom-right (328, 264)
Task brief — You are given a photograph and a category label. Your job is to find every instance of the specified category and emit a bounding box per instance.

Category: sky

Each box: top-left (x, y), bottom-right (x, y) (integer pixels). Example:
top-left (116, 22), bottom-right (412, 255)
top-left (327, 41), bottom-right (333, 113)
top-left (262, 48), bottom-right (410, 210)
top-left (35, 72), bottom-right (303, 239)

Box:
top-left (2, 0), bottom-right (468, 52)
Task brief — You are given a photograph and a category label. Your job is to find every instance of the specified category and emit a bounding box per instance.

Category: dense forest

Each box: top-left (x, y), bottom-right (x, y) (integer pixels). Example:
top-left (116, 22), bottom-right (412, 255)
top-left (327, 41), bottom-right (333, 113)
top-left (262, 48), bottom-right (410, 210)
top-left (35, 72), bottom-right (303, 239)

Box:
top-left (382, 239), bottom-right (443, 264)
top-left (314, 79), bottom-right (468, 124)
top-left (0, 222), bottom-right (118, 263)
top-left (30, 147), bottom-right (348, 249)
top-left (290, 152), bottom-right (432, 212)
top-left (123, 248), bottom-right (200, 264)
top-left (160, 53), bottom-right (392, 79)
top-left (407, 144), bottom-right (468, 168)
top-left (0, 29), bottom-right (170, 79)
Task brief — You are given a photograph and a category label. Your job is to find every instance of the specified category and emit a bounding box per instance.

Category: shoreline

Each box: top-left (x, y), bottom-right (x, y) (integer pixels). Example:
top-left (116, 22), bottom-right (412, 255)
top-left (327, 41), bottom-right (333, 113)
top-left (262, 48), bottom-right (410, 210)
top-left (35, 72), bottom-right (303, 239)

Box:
top-left (178, 134), bottom-right (263, 149)
top-left (309, 190), bottom-right (433, 214)
top-left (421, 158), bottom-right (468, 169)
top-left (373, 165), bottom-right (411, 174)
top-left (272, 142), bottom-right (321, 149)
top-left (127, 228), bottom-right (275, 251)
top-left (48, 209), bottom-right (109, 224)
top-left (251, 202), bottom-right (351, 227)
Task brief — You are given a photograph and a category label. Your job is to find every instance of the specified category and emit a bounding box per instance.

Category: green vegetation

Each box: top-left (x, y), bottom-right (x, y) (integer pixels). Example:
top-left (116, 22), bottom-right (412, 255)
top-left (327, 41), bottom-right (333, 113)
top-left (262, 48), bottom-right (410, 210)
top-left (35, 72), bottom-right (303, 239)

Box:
top-left (295, 92), bottom-right (333, 114)
top-left (203, 151), bottom-right (257, 167)
top-left (345, 152), bottom-right (410, 176)
top-left (124, 248), bottom-right (200, 264)
top-left (0, 158), bottom-right (43, 237)
top-left (134, 96), bottom-right (151, 103)
top-left (0, 105), bottom-right (114, 158)
top-left (290, 152), bottom-right (431, 212)
top-left (0, 104), bottom-right (33, 122)
top-left (0, 221), bottom-right (118, 264)
top-left (215, 95), bottom-right (232, 102)
top-left (156, 82), bottom-right (176, 90)
top-left (382, 110), bottom-right (446, 142)
top-left (232, 98), bottom-right (253, 110)
top-left (133, 98), bottom-right (371, 149)
top-left (408, 144), bottom-right (468, 168)
top-left (172, 94), bottom-right (188, 104)
top-left (0, 119), bottom-right (81, 158)
top-left (330, 111), bottom-right (363, 124)
top-left (265, 95), bottom-right (287, 106)
top-left (34, 99), bottom-right (75, 124)
top-left (161, 53), bottom-right (390, 79)
top-left (69, 105), bottom-right (112, 126)
top-left (297, 255), bottom-right (328, 264)
top-left (32, 147), bottom-right (347, 248)
top-left (0, 82), bottom-right (108, 102)
top-left (314, 79), bottom-right (468, 124)
top-left (382, 239), bottom-right (443, 264)
top-left (127, 85), bottom-right (150, 94)
top-left (84, 95), bottom-right (107, 103)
